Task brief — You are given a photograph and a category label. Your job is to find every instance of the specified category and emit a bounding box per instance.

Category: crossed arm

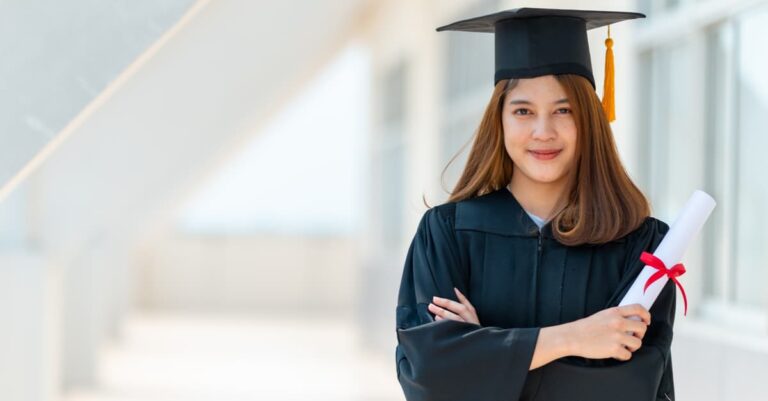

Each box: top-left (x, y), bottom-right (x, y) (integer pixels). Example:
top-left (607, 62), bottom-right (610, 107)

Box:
top-left (430, 288), bottom-right (652, 370)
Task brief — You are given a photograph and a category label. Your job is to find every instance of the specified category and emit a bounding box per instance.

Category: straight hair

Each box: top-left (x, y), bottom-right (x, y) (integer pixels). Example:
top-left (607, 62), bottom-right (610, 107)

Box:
top-left (439, 74), bottom-right (650, 246)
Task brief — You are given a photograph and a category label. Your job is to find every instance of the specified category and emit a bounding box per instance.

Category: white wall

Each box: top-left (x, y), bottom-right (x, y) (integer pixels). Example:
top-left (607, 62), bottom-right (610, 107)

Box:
top-left (0, 252), bottom-right (60, 401)
top-left (138, 233), bottom-right (358, 316)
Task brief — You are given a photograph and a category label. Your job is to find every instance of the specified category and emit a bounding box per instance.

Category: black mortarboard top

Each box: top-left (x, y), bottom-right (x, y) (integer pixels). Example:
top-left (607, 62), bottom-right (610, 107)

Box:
top-left (436, 8), bottom-right (646, 121)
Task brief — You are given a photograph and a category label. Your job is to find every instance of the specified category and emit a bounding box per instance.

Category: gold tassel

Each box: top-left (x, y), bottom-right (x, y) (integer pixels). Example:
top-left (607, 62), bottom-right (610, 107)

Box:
top-left (602, 24), bottom-right (615, 122)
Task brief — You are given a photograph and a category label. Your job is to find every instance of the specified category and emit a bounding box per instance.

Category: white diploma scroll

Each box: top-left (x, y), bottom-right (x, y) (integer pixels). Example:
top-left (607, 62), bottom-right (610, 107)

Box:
top-left (618, 190), bottom-right (716, 313)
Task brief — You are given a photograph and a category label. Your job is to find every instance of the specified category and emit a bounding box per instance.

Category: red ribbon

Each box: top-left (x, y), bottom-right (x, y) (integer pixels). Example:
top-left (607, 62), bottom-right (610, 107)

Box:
top-left (639, 251), bottom-right (688, 316)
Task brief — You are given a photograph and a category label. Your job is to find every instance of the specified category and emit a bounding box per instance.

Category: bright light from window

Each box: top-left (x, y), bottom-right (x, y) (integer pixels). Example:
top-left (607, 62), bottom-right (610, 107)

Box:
top-left (177, 43), bottom-right (370, 235)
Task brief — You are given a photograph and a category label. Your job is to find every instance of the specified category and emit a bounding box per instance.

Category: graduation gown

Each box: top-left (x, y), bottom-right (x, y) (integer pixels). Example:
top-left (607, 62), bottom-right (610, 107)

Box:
top-left (395, 187), bottom-right (677, 401)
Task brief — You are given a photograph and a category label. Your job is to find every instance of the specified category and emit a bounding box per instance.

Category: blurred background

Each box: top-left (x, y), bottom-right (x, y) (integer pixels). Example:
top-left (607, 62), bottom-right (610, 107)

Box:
top-left (0, 0), bottom-right (765, 400)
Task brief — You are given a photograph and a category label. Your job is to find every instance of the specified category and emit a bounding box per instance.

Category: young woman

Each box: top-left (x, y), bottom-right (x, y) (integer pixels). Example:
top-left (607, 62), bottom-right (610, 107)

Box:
top-left (395, 8), bottom-right (677, 401)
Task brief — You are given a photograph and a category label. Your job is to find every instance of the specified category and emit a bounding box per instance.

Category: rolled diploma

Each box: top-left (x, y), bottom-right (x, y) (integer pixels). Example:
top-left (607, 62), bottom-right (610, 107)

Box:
top-left (618, 190), bottom-right (716, 312)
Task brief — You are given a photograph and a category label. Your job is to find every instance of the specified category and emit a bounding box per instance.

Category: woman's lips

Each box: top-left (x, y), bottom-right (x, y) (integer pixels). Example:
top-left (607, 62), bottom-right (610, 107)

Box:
top-left (528, 149), bottom-right (562, 160)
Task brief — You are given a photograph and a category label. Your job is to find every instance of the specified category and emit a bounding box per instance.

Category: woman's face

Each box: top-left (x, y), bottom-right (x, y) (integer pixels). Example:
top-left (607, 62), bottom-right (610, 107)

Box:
top-left (502, 75), bottom-right (578, 187)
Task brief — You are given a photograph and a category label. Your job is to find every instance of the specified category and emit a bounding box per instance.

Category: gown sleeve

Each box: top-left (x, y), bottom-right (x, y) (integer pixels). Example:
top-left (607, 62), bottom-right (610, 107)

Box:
top-left (395, 205), bottom-right (540, 401)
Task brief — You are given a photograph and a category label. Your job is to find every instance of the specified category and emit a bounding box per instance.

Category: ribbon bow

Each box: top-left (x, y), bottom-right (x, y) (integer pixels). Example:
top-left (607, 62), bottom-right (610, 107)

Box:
top-left (639, 251), bottom-right (688, 316)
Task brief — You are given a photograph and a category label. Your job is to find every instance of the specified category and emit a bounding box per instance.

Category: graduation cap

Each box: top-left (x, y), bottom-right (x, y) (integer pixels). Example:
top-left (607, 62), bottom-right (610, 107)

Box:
top-left (436, 8), bottom-right (646, 122)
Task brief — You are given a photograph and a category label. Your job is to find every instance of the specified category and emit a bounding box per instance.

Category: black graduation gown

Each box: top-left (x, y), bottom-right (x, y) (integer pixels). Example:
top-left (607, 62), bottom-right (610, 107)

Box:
top-left (395, 187), bottom-right (677, 401)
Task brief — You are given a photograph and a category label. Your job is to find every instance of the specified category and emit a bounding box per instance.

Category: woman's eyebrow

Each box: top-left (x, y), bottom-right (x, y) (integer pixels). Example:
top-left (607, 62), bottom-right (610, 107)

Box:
top-left (508, 98), bottom-right (570, 105)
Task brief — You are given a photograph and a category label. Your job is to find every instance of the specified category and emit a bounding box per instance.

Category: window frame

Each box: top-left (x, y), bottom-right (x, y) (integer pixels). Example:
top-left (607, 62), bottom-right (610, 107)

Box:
top-left (634, 0), bottom-right (768, 334)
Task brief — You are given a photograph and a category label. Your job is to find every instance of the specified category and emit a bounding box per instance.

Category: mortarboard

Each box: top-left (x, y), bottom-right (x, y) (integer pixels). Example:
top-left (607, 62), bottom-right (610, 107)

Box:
top-left (436, 8), bottom-right (646, 122)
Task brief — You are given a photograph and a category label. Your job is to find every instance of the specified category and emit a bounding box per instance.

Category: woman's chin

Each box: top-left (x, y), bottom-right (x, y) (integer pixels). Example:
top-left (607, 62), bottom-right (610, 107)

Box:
top-left (527, 172), bottom-right (567, 184)
top-left (513, 163), bottom-right (570, 185)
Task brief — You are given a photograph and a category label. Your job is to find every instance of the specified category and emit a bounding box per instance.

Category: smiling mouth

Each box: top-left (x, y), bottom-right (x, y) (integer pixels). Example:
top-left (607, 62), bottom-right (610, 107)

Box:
top-left (528, 149), bottom-right (562, 160)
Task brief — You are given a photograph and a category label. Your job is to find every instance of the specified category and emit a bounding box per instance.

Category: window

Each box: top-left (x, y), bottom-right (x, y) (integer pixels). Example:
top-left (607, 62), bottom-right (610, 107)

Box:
top-left (732, 8), bottom-right (768, 308)
top-left (698, 10), bottom-right (768, 310)
top-left (638, 47), bottom-right (672, 207)
top-left (702, 22), bottom-right (735, 301)
top-left (639, 9), bottom-right (768, 319)
top-left (440, 1), bottom-right (497, 194)
top-left (639, 42), bottom-right (694, 222)
top-left (378, 60), bottom-right (407, 248)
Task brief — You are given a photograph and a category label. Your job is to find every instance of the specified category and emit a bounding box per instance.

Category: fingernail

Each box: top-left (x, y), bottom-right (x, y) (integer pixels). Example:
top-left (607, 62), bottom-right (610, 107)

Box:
top-left (433, 296), bottom-right (438, 301)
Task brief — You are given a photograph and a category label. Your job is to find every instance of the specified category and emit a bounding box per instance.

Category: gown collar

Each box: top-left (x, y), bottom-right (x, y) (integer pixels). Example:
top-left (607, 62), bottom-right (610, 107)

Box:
top-left (454, 186), bottom-right (555, 238)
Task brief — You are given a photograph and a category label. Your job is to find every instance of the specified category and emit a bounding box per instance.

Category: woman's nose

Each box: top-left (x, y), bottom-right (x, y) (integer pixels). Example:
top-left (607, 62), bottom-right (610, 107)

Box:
top-left (531, 116), bottom-right (557, 139)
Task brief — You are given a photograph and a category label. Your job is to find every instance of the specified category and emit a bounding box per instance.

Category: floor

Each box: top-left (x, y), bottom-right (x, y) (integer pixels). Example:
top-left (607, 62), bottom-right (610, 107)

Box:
top-left (63, 312), bottom-right (403, 401)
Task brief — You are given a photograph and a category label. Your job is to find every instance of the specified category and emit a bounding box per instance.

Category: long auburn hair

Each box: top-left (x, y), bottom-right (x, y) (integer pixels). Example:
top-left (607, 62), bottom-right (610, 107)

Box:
top-left (438, 74), bottom-right (650, 246)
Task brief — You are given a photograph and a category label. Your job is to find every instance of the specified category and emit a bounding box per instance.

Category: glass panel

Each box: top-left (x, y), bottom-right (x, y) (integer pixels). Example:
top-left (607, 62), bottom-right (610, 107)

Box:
top-left (645, 47), bottom-right (672, 216)
top-left (662, 41), bottom-right (698, 223)
top-left (665, 0), bottom-right (681, 10)
top-left (635, 50), bottom-right (653, 195)
top-left (445, 31), bottom-right (494, 99)
top-left (379, 61), bottom-right (407, 248)
top-left (443, 1), bottom-right (496, 98)
top-left (702, 24), bottom-right (734, 300)
top-left (440, 110), bottom-right (479, 193)
top-left (733, 8), bottom-right (768, 307)
top-left (635, 0), bottom-right (653, 17)
top-left (439, 1), bottom-right (498, 195)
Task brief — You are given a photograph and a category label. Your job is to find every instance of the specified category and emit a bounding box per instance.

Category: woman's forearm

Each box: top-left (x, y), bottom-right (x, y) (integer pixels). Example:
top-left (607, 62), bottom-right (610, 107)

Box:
top-left (529, 323), bottom-right (574, 370)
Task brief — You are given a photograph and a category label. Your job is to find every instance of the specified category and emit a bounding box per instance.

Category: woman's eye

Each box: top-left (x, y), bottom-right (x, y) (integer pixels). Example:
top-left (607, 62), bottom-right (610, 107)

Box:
top-left (556, 108), bottom-right (572, 114)
top-left (513, 108), bottom-right (532, 115)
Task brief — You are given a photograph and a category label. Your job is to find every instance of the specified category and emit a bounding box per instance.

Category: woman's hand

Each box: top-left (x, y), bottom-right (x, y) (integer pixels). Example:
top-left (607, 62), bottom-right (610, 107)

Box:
top-left (428, 287), bottom-right (480, 325)
top-left (565, 303), bottom-right (651, 361)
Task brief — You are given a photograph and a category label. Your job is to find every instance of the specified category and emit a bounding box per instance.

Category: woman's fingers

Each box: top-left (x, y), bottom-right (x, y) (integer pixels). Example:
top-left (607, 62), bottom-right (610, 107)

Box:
top-left (621, 334), bottom-right (643, 352)
top-left (624, 319), bottom-right (648, 339)
top-left (432, 291), bottom-right (480, 325)
top-left (428, 302), bottom-right (463, 322)
top-left (454, 288), bottom-right (474, 309)
top-left (618, 304), bottom-right (651, 325)
top-left (432, 296), bottom-right (466, 313)
top-left (614, 346), bottom-right (633, 361)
